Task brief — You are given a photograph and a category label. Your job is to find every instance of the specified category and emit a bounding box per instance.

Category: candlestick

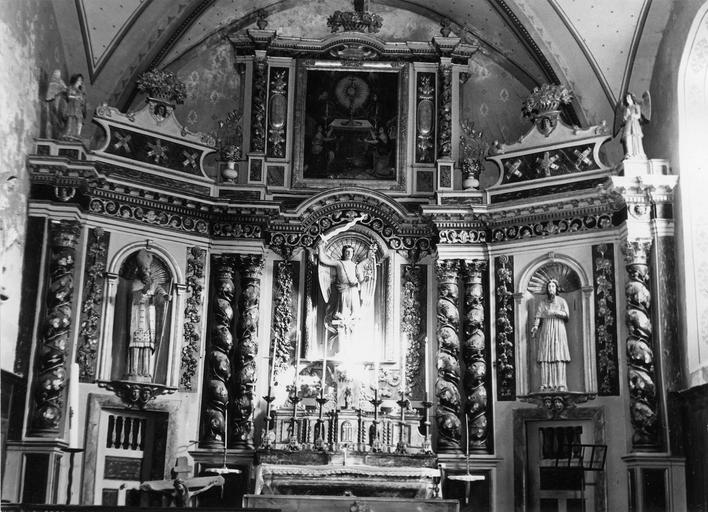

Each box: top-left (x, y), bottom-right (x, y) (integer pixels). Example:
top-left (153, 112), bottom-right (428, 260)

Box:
top-left (287, 391), bottom-right (302, 451)
top-left (421, 392), bottom-right (433, 454)
top-left (395, 392), bottom-right (409, 454)
top-left (369, 388), bottom-right (383, 453)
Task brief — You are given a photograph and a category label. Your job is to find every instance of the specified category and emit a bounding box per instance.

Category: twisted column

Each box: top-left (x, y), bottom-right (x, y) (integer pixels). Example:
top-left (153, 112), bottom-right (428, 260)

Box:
top-left (462, 259), bottom-right (488, 452)
top-left (233, 255), bottom-right (264, 449)
top-left (435, 259), bottom-right (462, 453)
top-left (200, 256), bottom-right (235, 448)
top-left (623, 240), bottom-right (660, 449)
top-left (30, 220), bottom-right (81, 435)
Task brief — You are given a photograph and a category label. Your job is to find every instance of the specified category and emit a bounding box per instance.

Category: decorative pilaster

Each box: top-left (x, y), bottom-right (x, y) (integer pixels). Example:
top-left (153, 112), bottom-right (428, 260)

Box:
top-left (437, 62), bottom-right (452, 159)
top-left (593, 243), bottom-right (619, 395)
top-left (30, 220), bottom-right (81, 435)
top-left (435, 259), bottom-right (462, 453)
top-left (250, 53), bottom-right (268, 153)
top-left (415, 73), bottom-right (435, 164)
top-left (77, 227), bottom-right (109, 383)
top-left (200, 255), bottom-right (236, 448)
top-left (401, 262), bottom-right (426, 396)
top-left (461, 259), bottom-right (489, 452)
top-left (271, 260), bottom-right (295, 379)
top-left (233, 255), bottom-right (264, 449)
top-left (495, 255), bottom-right (516, 400)
top-left (623, 239), bottom-right (659, 448)
top-left (180, 247), bottom-right (206, 391)
top-left (266, 68), bottom-right (288, 158)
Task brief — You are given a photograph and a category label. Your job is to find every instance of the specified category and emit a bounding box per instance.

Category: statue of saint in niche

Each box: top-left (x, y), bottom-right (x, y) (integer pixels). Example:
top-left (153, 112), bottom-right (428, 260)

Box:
top-left (531, 279), bottom-right (570, 391)
top-left (317, 217), bottom-right (377, 359)
top-left (123, 249), bottom-right (172, 381)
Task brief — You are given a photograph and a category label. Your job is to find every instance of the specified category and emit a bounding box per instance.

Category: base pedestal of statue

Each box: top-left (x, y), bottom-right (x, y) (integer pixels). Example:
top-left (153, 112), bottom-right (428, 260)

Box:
top-left (618, 157), bottom-right (670, 177)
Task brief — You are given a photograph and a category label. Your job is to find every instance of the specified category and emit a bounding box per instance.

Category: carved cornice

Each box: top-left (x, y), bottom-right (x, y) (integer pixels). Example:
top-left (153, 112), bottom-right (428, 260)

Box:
top-left (97, 380), bottom-right (177, 408)
top-left (228, 32), bottom-right (479, 64)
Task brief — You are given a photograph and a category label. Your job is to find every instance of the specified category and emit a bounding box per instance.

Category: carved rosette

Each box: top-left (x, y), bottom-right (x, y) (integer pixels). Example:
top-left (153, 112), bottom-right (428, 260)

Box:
top-left (250, 56), bottom-right (268, 153)
top-left (415, 73), bottom-right (435, 163)
top-left (593, 244), bottom-right (619, 395)
top-left (77, 227), bottom-right (109, 382)
top-left (200, 256), bottom-right (236, 448)
top-left (435, 259), bottom-right (462, 453)
top-left (461, 260), bottom-right (488, 451)
top-left (180, 247), bottom-right (206, 391)
top-left (622, 240), bottom-right (660, 448)
top-left (30, 220), bottom-right (81, 435)
top-left (271, 260), bottom-right (294, 378)
top-left (437, 64), bottom-right (452, 158)
top-left (233, 255), bottom-right (264, 449)
top-left (267, 68), bottom-right (288, 158)
top-left (401, 263), bottom-right (425, 395)
top-left (495, 255), bottom-right (515, 400)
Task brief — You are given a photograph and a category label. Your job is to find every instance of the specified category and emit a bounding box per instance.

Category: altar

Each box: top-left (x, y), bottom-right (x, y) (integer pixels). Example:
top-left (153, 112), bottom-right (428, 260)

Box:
top-left (244, 494), bottom-right (459, 512)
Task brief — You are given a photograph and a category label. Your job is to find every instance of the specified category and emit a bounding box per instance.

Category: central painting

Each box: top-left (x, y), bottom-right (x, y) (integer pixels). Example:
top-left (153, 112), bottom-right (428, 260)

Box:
top-left (301, 69), bottom-right (400, 181)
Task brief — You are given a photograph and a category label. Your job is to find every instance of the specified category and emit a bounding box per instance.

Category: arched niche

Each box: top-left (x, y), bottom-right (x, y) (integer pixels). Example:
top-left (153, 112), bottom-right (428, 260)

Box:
top-left (515, 254), bottom-right (596, 396)
top-left (98, 244), bottom-right (185, 389)
top-left (311, 227), bottom-right (389, 363)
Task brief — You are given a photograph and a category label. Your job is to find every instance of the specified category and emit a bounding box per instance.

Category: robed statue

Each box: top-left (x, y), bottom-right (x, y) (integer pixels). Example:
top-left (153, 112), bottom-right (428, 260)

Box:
top-left (125, 249), bottom-right (171, 381)
top-left (317, 216), bottom-right (377, 358)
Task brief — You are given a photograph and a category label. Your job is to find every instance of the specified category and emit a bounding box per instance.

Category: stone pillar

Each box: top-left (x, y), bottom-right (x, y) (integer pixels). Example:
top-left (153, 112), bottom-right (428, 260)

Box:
top-left (30, 219), bottom-right (81, 435)
top-left (200, 255), bottom-right (236, 448)
top-left (461, 259), bottom-right (488, 452)
top-left (435, 259), bottom-right (462, 453)
top-left (233, 255), bottom-right (264, 449)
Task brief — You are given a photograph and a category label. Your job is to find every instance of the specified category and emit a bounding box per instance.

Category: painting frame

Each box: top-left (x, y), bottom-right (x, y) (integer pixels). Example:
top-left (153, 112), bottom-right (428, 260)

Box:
top-left (292, 60), bottom-right (408, 191)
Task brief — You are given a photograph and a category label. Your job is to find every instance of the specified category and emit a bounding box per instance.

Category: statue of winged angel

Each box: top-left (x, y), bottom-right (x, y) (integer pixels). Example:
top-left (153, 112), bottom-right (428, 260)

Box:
top-left (614, 90), bottom-right (651, 160)
top-left (317, 215), bottom-right (377, 358)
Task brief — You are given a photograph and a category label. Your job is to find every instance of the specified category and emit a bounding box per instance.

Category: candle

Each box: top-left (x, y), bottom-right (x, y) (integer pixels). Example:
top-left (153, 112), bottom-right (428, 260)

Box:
top-left (69, 362), bottom-right (80, 449)
top-left (400, 333), bottom-right (407, 395)
top-left (423, 336), bottom-right (430, 400)
top-left (322, 337), bottom-right (328, 395)
top-left (293, 332), bottom-right (302, 395)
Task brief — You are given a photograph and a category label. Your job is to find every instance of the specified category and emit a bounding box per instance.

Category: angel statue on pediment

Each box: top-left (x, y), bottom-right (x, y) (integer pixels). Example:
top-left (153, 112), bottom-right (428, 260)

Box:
top-left (317, 216), bottom-right (377, 359)
top-left (614, 90), bottom-right (651, 160)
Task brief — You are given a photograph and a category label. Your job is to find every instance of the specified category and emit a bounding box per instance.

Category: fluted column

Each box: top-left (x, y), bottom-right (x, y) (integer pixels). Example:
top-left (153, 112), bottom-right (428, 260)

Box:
top-left (462, 259), bottom-right (488, 452)
top-left (435, 259), bottom-right (462, 453)
top-left (623, 239), bottom-right (660, 449)
top-left (30, 220), bottom-right (81, 435)
top-left (233, 255), bottom-right (264, 449)
top-left (200, 255), bottom-right (236, 448)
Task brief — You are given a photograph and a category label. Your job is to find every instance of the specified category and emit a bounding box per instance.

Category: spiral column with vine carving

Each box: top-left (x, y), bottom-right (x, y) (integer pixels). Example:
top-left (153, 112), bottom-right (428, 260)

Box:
top-left (30, 220), bottom-right (81, 435)
top-left (250, 54), bottom-right (268, 153)
top-left (623, 240), bottom-right (660, 449)
top-left (437, 63), bottom-right (452, 158)
top-left (233, 255), bottom-right (264, 449)
top-left (435, 259), bottom-right (462, 453)
top-left (200, 256), bottom-right (236, 448)
top-left (462, 259), bottom-right (488, 452)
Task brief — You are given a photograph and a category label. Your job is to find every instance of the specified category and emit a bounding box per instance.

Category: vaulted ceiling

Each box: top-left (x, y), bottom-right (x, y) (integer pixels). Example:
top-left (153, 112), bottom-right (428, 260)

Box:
top-left (58, 0), bottom-right (672, 152)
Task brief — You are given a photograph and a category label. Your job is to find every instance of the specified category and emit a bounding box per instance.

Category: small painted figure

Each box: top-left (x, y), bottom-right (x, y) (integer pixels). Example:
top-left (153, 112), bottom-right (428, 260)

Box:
top-left (531, 279), bottom-right (570, 391)
top-left (63, 73), bottom-right (87, 140)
